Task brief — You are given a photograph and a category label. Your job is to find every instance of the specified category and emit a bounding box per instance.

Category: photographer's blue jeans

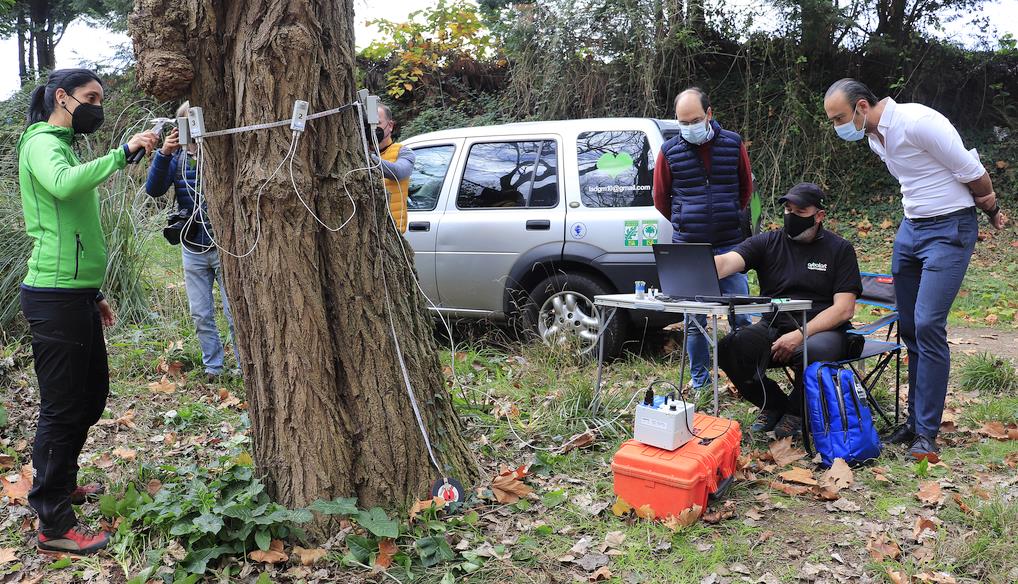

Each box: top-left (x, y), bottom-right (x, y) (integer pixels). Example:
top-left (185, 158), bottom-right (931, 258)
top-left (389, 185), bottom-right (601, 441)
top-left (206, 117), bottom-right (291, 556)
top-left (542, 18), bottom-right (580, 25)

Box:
top-left (892, 208), bottom-right (978, 440)
top-left (686, 244), bottom-right (752, 387)
top-left (182, 247), bottom-right (237, 375)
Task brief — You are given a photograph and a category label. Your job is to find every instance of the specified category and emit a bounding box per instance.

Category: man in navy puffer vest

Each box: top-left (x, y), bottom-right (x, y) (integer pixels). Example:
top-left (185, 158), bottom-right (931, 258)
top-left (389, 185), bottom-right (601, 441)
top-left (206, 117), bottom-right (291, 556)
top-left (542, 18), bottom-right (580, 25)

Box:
top-left (653, 87), bottom-right (755, 390)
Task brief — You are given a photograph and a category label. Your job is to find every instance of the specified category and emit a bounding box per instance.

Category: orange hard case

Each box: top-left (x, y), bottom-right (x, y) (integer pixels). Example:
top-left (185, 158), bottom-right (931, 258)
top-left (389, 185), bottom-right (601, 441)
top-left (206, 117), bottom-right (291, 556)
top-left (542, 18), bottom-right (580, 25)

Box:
top-left (612, 413), bottom-right (741, 519)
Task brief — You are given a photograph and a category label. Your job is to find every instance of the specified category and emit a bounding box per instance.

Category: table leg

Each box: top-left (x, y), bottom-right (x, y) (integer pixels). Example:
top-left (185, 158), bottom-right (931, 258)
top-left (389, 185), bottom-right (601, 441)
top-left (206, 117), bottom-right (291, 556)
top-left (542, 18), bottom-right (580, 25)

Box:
top-left (712, 313), bottom-right (719, 416)
top-left (591, 306), bottom-right (613, 413)
top-left (801, 309), bottom-right (809, 433)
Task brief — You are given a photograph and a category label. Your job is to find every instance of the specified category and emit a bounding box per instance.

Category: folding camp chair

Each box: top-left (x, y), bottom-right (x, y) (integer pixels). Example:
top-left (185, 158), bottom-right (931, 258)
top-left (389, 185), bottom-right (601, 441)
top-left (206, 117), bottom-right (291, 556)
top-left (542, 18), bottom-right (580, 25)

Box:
top-left (841, 272), bottom-right (902, 427)
top-left (778, 272), bottom-right (902, 428)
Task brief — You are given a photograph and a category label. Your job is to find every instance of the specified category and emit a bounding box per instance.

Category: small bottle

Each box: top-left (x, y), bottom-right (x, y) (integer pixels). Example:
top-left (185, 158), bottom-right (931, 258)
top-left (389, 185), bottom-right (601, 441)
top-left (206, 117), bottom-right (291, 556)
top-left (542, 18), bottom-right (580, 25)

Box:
top-left (634, 280), bottom-right (646, 299)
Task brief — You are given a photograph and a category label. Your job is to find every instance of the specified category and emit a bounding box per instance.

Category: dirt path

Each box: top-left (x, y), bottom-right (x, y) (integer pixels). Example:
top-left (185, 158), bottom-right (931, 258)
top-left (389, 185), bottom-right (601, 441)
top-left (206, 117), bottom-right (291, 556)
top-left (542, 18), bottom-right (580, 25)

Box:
top-left (947, 326), bottom-right (1018, 360)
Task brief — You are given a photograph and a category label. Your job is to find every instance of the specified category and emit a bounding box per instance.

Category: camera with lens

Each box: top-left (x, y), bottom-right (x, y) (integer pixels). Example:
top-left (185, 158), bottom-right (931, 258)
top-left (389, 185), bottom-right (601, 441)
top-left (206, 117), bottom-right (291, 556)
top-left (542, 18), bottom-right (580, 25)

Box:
top-left (162, 207), bottom-right (192, 245)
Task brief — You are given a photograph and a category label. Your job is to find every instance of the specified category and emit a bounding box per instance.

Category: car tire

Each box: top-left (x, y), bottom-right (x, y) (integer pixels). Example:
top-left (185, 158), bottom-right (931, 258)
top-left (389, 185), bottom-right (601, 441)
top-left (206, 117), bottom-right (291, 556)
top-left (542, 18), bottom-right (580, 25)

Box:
top-left (520, 272), bottom-right (628, 358)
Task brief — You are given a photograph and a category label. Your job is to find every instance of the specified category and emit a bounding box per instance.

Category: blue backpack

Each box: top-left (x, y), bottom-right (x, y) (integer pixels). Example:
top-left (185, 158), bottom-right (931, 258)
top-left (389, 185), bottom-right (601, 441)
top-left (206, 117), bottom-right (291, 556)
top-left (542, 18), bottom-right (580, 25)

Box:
top-left (803, 362), bottom-right (882, 467)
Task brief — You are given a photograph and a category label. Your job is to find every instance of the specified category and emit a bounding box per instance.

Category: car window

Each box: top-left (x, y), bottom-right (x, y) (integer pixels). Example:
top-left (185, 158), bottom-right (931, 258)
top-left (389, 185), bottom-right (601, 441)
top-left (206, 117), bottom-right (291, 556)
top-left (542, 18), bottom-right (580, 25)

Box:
top-left (407, 145), bottom-right (456, 211)
top-left (576, 130), bottom-right (654, 208)
top-left (456, 140), bottom-right (559, 209)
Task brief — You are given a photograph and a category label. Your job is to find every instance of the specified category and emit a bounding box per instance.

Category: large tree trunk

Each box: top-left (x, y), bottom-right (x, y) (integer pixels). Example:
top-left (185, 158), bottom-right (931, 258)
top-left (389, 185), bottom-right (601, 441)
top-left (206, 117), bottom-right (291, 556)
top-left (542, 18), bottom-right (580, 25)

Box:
top-left (29, 0), bottom-right (54, 72)
top-left (17, 8), bottom-right (29, 82)
top-left (129, 0), bottom-right (478, 533)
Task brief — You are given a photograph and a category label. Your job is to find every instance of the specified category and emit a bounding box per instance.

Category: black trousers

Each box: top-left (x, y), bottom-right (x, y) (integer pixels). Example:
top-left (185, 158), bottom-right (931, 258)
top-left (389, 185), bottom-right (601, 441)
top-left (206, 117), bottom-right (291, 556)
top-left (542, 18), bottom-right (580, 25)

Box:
top-left (20, 287), bottom-right (109, 537)
top-left (718, 320), bottom-right (851, 416)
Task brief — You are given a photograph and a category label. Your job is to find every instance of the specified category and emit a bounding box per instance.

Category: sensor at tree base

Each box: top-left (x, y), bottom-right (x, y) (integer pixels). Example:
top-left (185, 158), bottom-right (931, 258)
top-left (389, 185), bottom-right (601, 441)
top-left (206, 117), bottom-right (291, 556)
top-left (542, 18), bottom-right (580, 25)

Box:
top-left (431, 476), bottom-right (464, 504)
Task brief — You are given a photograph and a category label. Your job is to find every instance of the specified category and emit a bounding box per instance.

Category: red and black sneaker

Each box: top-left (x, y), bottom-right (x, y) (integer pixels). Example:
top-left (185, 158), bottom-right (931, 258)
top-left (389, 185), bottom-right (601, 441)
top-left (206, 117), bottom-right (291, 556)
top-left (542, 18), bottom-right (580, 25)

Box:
top-left (37, 525), bottom-right (110, 556)
top-left (69, 483), bottom-right (105, 505)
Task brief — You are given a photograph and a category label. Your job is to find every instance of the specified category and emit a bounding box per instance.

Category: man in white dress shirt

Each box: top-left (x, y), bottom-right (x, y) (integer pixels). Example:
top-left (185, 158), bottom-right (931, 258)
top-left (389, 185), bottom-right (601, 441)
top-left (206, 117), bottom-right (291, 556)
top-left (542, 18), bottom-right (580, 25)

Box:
top-left (823, 78), bottom-right (1008, 462)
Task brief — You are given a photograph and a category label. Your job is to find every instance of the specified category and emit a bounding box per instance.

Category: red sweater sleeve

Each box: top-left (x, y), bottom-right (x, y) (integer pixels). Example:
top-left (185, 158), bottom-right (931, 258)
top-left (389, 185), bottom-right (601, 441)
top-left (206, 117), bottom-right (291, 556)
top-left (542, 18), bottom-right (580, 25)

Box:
top-left (738, 141), bottom-right (753, 209)
top-left (653, 150), bottom-right (672, 219)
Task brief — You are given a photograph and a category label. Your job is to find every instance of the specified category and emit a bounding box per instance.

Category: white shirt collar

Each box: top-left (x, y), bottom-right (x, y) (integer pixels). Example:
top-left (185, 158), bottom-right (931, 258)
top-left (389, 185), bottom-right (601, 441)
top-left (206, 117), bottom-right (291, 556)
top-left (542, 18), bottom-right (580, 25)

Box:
top-left (877, 97), bottom-right (897, 131)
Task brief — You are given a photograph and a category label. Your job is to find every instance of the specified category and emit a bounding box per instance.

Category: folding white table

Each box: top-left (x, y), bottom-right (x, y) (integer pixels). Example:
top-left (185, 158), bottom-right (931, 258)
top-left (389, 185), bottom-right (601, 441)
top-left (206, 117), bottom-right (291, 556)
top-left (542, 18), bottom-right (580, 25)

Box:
top-left (591, 294), bottom-right (812, 414)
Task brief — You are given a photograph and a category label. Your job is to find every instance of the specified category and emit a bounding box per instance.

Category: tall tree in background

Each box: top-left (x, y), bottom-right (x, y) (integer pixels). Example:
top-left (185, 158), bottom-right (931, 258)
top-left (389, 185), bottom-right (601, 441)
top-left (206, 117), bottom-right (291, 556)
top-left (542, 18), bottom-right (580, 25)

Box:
top-left (128, 0), bottom-right (478, 533)
top-left (0, 0), bottom-right (131, 82)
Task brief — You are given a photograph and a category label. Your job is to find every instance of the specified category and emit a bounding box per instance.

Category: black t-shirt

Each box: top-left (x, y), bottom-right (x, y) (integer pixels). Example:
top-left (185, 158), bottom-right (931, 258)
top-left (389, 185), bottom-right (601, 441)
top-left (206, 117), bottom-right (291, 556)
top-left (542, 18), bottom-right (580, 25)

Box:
top-left (734, 227), bottom-right (863, 326)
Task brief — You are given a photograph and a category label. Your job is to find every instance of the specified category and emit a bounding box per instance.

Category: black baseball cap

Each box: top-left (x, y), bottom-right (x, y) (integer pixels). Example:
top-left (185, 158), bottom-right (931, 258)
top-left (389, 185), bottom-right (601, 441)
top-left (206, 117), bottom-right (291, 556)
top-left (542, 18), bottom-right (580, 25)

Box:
top-left (778, 182), bottom-right (826, 209)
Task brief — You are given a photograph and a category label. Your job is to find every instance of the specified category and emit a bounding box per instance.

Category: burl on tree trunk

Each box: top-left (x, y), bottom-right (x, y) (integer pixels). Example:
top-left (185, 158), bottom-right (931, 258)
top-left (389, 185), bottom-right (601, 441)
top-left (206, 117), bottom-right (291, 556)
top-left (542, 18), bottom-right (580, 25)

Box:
top-left (128, 0), bottom-right (478, 530)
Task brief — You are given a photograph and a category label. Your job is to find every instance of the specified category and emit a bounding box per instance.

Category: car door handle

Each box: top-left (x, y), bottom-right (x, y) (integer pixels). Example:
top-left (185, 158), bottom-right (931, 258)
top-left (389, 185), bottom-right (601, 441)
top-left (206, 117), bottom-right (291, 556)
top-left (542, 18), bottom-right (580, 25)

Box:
top-left (526, 220), bottom-right (551, 230)
top-left (408, 221), bottom-right (431, 232)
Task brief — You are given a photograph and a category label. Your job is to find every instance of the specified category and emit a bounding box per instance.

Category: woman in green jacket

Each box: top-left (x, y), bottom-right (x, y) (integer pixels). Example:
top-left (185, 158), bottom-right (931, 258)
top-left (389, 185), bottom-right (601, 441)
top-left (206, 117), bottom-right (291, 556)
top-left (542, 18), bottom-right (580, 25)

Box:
top-left (18, 68), bottom-right (158, 555)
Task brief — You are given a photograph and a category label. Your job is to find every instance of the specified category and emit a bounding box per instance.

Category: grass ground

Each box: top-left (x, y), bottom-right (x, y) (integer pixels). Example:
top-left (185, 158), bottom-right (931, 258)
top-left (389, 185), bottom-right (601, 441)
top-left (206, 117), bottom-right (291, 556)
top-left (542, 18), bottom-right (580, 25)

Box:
top-left (1, 225), bottom-right (1017, 584)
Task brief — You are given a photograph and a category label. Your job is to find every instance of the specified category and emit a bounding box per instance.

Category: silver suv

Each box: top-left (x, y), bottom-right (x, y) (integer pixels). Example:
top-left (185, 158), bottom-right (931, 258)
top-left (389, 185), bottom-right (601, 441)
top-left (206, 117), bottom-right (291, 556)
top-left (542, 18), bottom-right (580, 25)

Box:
top-left (402, 118), bottom-right (680, 356)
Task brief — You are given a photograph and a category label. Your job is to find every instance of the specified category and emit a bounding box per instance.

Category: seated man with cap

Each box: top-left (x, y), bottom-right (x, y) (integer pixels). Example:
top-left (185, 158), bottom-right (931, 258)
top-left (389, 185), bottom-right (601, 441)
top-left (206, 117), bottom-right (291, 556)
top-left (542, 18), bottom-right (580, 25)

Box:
top-left (714, 183), bottom-right (864, 439)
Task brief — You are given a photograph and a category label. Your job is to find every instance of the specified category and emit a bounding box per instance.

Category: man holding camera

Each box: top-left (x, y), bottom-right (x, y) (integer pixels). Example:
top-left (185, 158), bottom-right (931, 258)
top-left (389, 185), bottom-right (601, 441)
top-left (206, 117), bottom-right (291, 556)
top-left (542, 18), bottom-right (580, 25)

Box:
top-left (146, 101), bottom-right (238, 380)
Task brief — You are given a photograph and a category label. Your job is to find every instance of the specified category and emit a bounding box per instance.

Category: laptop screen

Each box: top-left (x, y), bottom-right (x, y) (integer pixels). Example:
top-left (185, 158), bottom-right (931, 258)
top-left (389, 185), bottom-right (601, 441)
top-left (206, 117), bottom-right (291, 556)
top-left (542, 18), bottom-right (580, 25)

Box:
top-left (652, 243), bottom-right (722, 298)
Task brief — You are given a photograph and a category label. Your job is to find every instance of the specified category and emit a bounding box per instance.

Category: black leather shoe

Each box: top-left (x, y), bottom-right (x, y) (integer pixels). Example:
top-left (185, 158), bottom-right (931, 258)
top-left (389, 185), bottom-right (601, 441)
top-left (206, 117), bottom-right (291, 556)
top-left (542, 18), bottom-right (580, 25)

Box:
top-left (883, 423), bottom-right (915, 445)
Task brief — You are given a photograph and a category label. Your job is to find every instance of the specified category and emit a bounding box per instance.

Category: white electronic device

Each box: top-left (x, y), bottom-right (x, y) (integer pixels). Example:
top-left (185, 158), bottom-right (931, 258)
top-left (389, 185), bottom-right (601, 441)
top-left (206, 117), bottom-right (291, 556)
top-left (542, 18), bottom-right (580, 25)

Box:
top-left (634, 395), bottom-right (695, 451)
top-left (364, 95), bottom-right (380, 125)
top-left (291, 100), bottom-right (309, 132)
top-left (176, 116), bottom-right (190, 146)
top-left (188, 107), bottom-right (206, 139)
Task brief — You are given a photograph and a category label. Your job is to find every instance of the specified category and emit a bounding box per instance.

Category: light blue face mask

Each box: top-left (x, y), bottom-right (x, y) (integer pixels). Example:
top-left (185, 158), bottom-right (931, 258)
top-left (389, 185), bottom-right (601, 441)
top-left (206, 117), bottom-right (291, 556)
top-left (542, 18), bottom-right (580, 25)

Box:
top-left (681, 119), bottom-right (714, 145)
top-left (835, 105), bottom-right (866, 141)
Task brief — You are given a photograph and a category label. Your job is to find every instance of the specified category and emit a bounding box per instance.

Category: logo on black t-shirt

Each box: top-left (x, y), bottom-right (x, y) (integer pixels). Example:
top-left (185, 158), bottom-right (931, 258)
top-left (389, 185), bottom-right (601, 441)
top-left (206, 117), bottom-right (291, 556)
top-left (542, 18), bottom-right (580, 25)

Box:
top-left (807, 262), bottom-right (828, 272)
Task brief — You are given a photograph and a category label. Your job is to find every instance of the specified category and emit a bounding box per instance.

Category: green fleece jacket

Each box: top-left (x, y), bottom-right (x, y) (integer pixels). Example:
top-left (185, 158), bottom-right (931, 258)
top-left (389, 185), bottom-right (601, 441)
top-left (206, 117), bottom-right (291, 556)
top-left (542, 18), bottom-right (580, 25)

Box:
top-left (17, 122), bottom-right (126, 289)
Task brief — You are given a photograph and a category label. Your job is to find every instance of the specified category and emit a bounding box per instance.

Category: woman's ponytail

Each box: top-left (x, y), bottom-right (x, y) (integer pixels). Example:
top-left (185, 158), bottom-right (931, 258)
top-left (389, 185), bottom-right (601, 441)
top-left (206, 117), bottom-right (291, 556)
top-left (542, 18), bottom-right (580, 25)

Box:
top-left (27, 85), bottom-right (48, 125)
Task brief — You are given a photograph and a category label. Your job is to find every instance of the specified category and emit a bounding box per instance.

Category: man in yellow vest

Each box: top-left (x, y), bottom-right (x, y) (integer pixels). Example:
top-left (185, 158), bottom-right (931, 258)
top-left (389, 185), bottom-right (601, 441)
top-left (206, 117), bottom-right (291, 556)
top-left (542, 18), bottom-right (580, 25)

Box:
top-left (373, 104), bottom-right (415, 232)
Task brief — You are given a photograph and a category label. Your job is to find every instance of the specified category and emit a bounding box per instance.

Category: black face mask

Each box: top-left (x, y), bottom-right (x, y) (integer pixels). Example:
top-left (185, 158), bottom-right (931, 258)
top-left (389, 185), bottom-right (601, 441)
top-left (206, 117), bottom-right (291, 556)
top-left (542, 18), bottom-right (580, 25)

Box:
top-left (65, 94), bottom-right (105, 134)
top-left (375, 126), bottom-right (386, 143)
top-left (784, 212), bottom-right (817, 239)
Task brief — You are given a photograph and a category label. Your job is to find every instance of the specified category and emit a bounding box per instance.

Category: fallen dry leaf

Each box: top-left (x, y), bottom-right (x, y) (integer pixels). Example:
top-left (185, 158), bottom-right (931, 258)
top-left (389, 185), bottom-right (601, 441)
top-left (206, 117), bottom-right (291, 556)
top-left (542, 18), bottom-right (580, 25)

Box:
top-left (589, 566), bottom-right (612, 581)
top-left (913, 516), bottom-right (938, 541)
top-left (635, 504), bottom-right (656, 520)
top-left (611, 497), bottom-right (632, 517)
top-left (374, 539), bottom-right (397, 571)
top-left (977, 421), bottom-right (1018, 441)
top-left (0, 547), bottom-right (17, 564)
top-left (661, 505), bottom-right (701, 530)
top-left (93, 453), bottom-right (114, 469)
top-left (768, 437), bottom-right (806, 467)
top-left (769, 480), bottom-right (811, 496)
top-left (409, 496), bottom-right (446, 521)
top-left (0, 464), bottom-right (33, 505)
top-left (148, 375), bottom-right (177, 394)
top-left (0, 454), bottom-right (14, 471)
top-left (818, 458), bottom-right (854, 499)
top-left (559, 430), bottom-right (596, 454)
top-left (146, 479), bottom-right (162, 496)
top-left (886, 568), bottom-right (908, 584)
top-left (250, 539), bottom-right (288, 564)
top-left (702, 500), bottom-right (737, 524)
top-left (917, 481), bottom-right (944, 506)
top-left (490, 465), bottom-right (533, 504)
top-left (778, 467), bottom-right (818, 486)
top-left (1005, 451), bottom-right (1018, 469)
top-left (820, 458), bottom-right (854, 490)
top-left (952, 494), bottom-right (979, 517)
top-left (867, 533), bottom-right (901, 561)
top-left (602, 531), bottom-right (625, 550)
top-left (217, 388), bottom-right (241, 409)
top-left (112, 447), bottom-right (137, 461)
top-left (915, 572), bottom-right (958, 584)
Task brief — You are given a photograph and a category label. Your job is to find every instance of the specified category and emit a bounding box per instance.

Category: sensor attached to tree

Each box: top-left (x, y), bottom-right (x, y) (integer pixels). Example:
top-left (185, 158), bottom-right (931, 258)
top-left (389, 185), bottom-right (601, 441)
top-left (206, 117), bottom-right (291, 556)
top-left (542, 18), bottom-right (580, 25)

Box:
top-left (290, 100), bottom-right (309, 132)
top-left (188, 107), bottom-right (206, 139)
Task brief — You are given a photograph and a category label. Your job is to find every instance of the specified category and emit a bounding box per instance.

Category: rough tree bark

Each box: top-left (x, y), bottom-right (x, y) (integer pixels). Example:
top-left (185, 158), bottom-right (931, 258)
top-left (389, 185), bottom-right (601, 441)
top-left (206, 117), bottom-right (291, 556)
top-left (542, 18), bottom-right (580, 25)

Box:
top-left (129, 0), bottom-right (478, 533)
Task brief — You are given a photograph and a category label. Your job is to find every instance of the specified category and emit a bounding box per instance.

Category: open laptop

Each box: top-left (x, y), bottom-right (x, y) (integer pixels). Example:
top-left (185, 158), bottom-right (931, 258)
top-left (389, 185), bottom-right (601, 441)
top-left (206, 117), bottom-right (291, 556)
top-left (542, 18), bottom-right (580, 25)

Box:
top-left (652, 243), bottom-right (770, 305)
